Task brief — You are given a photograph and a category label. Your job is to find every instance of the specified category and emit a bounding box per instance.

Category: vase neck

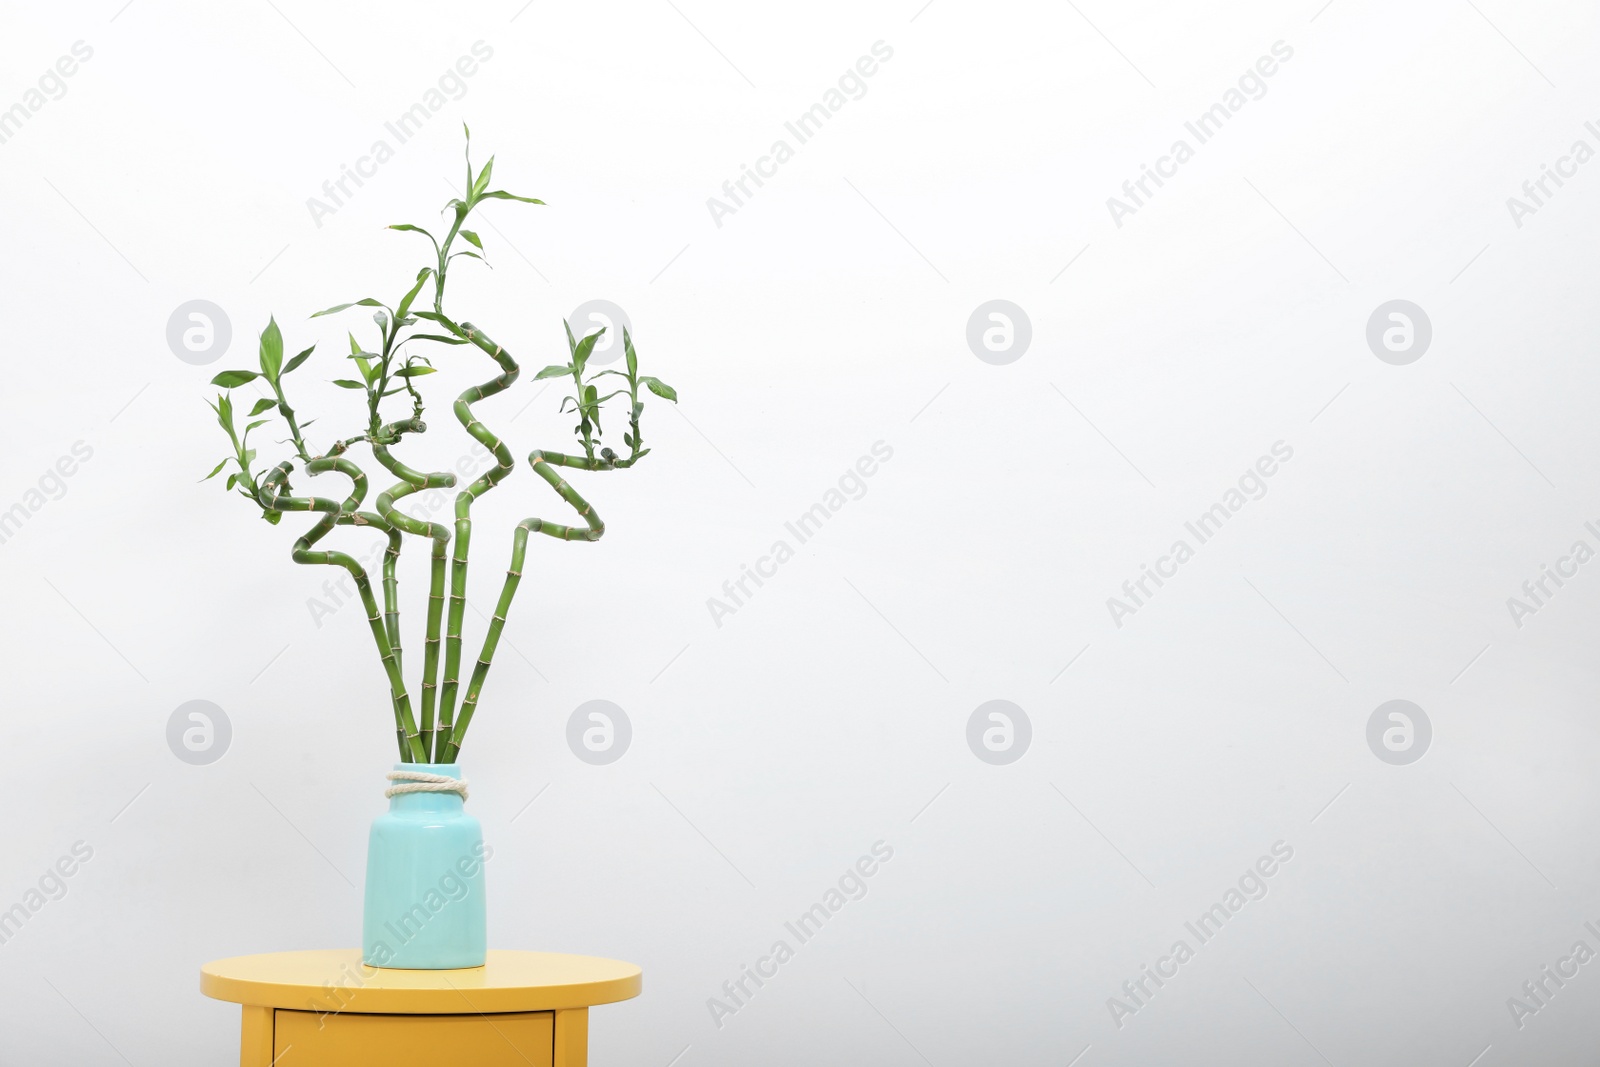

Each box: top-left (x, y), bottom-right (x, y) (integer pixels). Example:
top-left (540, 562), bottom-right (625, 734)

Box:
top-left (387, 763), bottom-right (466, 814)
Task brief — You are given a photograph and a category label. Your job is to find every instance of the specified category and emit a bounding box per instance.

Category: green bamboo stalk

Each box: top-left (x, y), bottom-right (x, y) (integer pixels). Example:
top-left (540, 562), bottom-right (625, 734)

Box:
top-left (260, 458), bottom-right (428, 762)
top-left (381, 528), bottom-right (403, 675)
top-left (411, 136), bottom-right (545, 759)
top-left (435, 320), bottom-right (519, 757)
top-left (372, 417), bottom-right (457, 762)
top-left (440, 449), bottom-right (611, 762)
top-left (269, 377), bottom-right (313, 463)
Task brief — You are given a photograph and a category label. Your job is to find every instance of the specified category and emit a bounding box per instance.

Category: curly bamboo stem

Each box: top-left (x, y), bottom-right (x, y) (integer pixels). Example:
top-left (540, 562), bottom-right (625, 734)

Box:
top-left (261, 459), bottom-right (427, 762)
top-left (435, 321), bottom-right (518, 757)
top-left (440, 449), bottom-right (611, 761)
top-left (372, 417), bottom-right (457, 762)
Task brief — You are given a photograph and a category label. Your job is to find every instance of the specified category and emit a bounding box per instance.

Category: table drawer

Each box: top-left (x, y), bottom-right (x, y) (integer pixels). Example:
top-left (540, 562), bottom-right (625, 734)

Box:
top-left (274, 1008), bottom-right (554, 1066)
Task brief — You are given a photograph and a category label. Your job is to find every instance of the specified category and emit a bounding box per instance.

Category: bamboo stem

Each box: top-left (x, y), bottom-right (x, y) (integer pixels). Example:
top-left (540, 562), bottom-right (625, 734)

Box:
top-left (270, 379), bottom-right (312, 463)
top-left (436, 320), bottom-right (519, 758)
top-left (381, 528), bottom-right (402, 676)
top-left (372, 418), bottom-right (456, 762)
top-left (440, 449), bottom-right (609, 761)
top-left (440, 524), bottom-right (526, 764)
top-left (261, 458), bottom-right (427, 762)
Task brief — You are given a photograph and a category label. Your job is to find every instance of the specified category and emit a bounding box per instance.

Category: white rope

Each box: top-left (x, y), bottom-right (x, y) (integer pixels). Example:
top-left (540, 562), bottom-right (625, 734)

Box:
top-left (385, 770), bottom-right (469, 801)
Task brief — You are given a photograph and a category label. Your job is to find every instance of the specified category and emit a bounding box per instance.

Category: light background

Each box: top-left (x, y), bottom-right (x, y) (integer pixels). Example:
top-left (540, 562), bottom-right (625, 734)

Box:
top-left (1, 0), bottom-right (1598, 1063)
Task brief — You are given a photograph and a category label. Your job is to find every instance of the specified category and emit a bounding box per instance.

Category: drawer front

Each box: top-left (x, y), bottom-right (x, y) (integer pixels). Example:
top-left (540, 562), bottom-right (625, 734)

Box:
top-left (274, 1008), bottom-right (554, 1066)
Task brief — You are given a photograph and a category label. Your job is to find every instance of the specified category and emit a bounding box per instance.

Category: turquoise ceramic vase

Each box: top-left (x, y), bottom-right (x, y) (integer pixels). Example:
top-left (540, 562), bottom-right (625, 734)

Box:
top-left (361, 763), bottom-right (488, 969)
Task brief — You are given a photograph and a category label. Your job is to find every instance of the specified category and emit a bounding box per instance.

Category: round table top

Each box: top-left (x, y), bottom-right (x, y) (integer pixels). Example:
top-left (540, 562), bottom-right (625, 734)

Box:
top-left (201, 950), bottom-right (642, 1015)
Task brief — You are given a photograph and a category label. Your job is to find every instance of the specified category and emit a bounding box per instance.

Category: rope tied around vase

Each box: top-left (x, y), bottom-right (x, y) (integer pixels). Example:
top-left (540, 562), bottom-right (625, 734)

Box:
top-left (385, 770), bottom-right (469, 801)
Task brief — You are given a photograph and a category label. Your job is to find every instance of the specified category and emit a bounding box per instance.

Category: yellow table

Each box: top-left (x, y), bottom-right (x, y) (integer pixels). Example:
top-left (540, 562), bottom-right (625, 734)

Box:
top-left (201, 950), bottom-right (641, 1066)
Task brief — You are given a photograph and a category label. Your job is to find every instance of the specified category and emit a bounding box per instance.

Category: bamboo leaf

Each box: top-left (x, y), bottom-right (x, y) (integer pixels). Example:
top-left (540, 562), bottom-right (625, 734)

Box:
top-left (249, 398), bottom-right (278, 416)
top-left (413, 310), bottom-right (460, 332)
top-left (397, 267), bottom-right (433, 319)
top-left (332, 379), bottom-right (367, 389)
top-left (261, 509), bottom-right (283, 525)
top-left (411, 333), bottom-right (469, 345)
top-left (624, 328), bottom-right (638, 377)
top-left (226, 472), bottom-right (239, 490)
top-left (284, 345), bottom-right (316, 374)
top-left (460, 229), bottom-right (483, 250)
top-left (572, 328), bottom-right (605, 374)
top-left (641, 376), bottom-right (678, 402)
top-left (259, 317), bottom-right (284, 381)
top-left (201, 459), bottom-right (228, 481)
top-left (472, 158), bottom-right (494, 197)
top-left (211, 393), bottom-right (233, 431)
top-left (479, 190), bottom-right (544, 204)
top-left (534, 364), bottom-right (573, 380)
top-left (394, 365), bottom-right (436, 378)
top-left (389, 223), bottom-right (435, 240)
top-left (211, 369), bottom-right (259, 388)
top-left (311, 298), bottom-right (386, 318)
top-left (245, 419), bottom-right (269, 433)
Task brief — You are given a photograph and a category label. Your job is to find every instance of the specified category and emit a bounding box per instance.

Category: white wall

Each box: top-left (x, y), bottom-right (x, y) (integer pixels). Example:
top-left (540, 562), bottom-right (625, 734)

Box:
top-left (1, 0), bottom-right (1598, 1063)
